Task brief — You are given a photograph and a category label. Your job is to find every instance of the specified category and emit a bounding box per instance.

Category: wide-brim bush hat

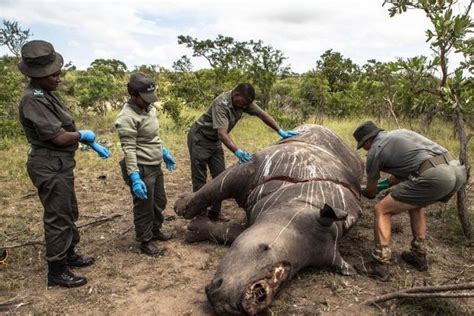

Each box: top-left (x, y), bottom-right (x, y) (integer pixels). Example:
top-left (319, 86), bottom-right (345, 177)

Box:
top-left (353, 121), bottom-right (384, 149)
top-left (17, 40), bottom-right (64, 78)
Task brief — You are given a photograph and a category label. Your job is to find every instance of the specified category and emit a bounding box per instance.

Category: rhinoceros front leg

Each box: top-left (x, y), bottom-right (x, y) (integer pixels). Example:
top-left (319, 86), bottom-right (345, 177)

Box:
top-left (185, 216), bottom-right (247, 245)
top-left (174, 163), bottom-right (255, 219)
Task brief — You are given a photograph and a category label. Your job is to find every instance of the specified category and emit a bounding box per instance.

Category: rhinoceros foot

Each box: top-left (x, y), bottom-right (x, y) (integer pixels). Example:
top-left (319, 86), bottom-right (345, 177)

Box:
top-left (240, 261), bottom-right (291, 315)
top-left (173, 192), bottom-right (194, 218)
top-left (185, 216), bottom-right (213, 243)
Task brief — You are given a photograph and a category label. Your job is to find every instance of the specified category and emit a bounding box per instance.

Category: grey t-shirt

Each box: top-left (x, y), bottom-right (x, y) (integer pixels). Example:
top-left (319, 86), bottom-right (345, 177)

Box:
top-left (366, 129), bottom-right (448, 181)
top-left (195, 90), bottom-right (264, 141)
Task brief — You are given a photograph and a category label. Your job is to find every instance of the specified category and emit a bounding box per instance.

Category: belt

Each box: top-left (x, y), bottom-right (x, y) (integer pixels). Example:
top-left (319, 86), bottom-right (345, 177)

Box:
top-left (30, 148), bottom-right (75, 157)
top-left (418, 153), bottom-right (454, 174)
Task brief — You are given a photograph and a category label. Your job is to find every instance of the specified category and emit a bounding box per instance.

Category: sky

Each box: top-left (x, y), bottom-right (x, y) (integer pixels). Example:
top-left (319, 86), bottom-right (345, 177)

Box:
top-left (0, 0), bottom-right (471, 73)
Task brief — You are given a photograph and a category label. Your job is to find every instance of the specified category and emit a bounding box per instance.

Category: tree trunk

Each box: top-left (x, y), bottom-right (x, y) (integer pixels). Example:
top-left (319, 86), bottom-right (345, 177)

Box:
top-left (454, 107), bottom-right (472, 239)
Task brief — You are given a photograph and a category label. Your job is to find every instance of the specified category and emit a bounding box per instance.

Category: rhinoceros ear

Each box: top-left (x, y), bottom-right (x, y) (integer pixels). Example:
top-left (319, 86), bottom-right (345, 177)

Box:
top-left (319, 204), bottom-right (348, 226)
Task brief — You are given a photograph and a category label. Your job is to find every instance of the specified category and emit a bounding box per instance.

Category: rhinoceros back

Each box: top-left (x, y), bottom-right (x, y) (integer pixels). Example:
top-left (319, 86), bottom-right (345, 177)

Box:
top-left (246, 125), bottom-right (364, 232)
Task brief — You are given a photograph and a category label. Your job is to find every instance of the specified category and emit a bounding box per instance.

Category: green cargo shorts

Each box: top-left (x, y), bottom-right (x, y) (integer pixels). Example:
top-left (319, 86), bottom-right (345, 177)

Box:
top-left (391, 160), bottom-right (467, 207)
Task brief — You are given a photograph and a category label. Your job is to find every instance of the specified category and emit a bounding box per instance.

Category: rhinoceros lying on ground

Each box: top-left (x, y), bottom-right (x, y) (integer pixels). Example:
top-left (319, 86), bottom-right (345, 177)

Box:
top-left (174, 124), bottom-right (364, 315)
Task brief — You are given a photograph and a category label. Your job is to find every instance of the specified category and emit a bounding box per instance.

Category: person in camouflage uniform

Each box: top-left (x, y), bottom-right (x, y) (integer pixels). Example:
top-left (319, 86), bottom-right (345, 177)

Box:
top-left (18, 40), bottom-right (110, 288)
top-left (187, 83), bottom-right (298, 221)
top-left (353, 121), bottom-right (467, 281)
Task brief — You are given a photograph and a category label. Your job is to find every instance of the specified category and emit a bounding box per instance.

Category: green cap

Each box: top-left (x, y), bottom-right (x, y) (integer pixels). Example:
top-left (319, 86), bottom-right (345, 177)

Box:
top-left (17, 40), bottom-right (64, 78)
top-left (129, 72), bottom-right (158, 103)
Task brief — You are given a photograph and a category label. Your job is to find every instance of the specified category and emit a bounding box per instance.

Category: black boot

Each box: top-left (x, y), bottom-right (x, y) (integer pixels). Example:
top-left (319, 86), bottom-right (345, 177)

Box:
top-left (66, 248), bottom-right (95, 268)
top-left (140, 241), bottom-right (166, 257)
top-left (401, 251), bottom-right (428, 271)
top-left (47, 261), bottom-right (87, 288)
top-left (152, 230), bottom-right (173, 241)
top-left (355, 259), bottom-right (390, 282)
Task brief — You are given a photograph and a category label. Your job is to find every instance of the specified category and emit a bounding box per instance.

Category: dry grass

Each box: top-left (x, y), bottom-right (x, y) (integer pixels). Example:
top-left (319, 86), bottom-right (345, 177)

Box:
top-left (0, 111), bottom-right (472, 314)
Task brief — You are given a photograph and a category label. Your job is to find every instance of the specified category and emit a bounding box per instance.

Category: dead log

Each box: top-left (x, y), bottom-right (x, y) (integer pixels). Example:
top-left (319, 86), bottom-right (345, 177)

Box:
top-left (363, 282), bottom-right (474, 305)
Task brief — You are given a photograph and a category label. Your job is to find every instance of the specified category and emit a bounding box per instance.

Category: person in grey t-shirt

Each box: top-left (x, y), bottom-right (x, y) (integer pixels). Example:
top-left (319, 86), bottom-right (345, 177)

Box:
top-left (352, 121), bottom-right (466, 281)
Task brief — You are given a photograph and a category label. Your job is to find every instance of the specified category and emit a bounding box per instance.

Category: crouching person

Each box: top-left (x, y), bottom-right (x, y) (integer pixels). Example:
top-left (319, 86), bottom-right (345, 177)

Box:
top-left (353, 121), bottom-right (467, 281)
top-left (115, 72), bottom-right (176, 257)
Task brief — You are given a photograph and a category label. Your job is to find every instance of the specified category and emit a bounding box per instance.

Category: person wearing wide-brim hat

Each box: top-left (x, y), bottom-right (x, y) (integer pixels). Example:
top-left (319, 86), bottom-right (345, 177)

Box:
top-left (352, 121), bottom-right (467, 281)
top-left (18, 40), bottom-right (111, 288)
top-left (115, 72), bottom-right (176, 257)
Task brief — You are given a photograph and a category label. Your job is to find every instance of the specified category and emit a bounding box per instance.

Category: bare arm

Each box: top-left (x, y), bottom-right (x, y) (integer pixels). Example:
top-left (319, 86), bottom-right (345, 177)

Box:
top-left (217, 128), bottom-right (239, 153)
top-left (363, 179), bottom-right (378, 199)
top-left (257, 112), bottom-right (280, 132)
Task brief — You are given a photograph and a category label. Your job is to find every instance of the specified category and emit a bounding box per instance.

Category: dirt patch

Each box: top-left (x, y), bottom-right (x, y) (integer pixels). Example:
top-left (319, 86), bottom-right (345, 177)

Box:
top-left (1, 144), bottom-right (473, 315)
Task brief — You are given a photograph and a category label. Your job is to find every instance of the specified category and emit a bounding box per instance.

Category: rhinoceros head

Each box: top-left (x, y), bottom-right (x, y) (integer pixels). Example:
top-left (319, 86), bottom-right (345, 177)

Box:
top-left (205, 204), bottom-right (350, 315)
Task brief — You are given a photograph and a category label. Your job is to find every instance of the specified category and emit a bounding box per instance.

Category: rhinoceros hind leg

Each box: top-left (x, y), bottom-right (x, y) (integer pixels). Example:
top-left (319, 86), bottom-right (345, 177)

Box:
top-left (185, 216), bottom-right (246, 245)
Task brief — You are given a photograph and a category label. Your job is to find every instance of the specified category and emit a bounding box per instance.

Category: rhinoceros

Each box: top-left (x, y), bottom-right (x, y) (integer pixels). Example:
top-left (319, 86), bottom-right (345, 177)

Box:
top-left (174, 124), bottom-right (364, 315)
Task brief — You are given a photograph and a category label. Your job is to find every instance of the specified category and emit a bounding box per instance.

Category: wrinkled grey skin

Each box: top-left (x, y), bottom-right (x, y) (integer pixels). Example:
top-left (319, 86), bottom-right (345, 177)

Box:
top-left (174, 125), bottom-right (364, 315)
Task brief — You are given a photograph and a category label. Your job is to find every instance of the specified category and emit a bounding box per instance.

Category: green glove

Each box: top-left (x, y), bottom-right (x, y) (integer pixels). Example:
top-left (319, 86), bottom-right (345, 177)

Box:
top-left (376, 178), bottom-right (391, 193)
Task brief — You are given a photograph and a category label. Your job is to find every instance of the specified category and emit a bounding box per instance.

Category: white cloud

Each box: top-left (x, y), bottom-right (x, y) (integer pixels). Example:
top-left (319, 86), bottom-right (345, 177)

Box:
top-left (0, 0), bottom-right (470, 72)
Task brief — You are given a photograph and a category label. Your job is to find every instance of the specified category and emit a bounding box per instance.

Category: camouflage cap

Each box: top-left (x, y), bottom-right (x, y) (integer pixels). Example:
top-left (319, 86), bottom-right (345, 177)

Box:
top-left (353, 121), bottom-right (384, 149)
top-left (17, 40), bottom-right (64, 78)
top-left (129, 72), bottom-right (158, 104)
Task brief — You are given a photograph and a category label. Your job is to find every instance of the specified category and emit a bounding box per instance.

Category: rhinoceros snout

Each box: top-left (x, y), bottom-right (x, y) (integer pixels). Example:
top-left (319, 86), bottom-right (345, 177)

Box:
top-left (206, 278), bottom-right (243, 315)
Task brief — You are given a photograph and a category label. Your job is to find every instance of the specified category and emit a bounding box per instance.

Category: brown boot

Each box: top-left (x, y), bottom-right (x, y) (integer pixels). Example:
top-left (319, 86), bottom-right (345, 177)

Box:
top-left (355, 259), bottom-right (390, 282)
top-left (401, 251), bottom-right (428, 271)
top-left (140, 241), bottom-right (166, 257)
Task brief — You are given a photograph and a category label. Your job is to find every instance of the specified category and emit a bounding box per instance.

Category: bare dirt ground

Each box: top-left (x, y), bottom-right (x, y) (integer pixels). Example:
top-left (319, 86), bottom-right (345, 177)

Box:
top-left (1, 138), bottom-right (473, 315)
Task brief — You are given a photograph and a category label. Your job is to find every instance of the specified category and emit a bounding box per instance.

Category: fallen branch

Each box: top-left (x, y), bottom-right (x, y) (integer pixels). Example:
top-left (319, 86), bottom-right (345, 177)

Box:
top-left (0, 297), bottom-right (31, 312)
top-left (363, 282), bottom-right (474, 305)
top-left (2, 241), bottom-right (44, 250)
top-left (2, 213), bottom-right (124, 249)
top-left (76, 213), bottom-right (123, 229)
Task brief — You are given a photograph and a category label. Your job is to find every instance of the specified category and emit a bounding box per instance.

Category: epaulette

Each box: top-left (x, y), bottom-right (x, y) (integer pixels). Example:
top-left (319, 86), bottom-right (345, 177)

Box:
top-left (32, 89), bottom-right (45, 98)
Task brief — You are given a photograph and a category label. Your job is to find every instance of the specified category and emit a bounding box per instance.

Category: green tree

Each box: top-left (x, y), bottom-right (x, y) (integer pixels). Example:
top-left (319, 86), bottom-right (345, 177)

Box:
top-left (244, 40), bottom-right (290, 108)
top-left (75, 59), bottom-right (128, 115)
top-left (0, 20), bottom-right (31, 58)
top-left (177, 34), bottom-right (248, 90)
top-left (385, 0), bottom-right (473, 237)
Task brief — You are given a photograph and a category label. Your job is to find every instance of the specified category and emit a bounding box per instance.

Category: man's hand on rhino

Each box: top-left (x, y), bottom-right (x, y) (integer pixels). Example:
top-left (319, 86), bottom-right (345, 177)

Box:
top-left (234, 148), bottom-right (253, 164)
top-left (278, 129), bottom-right (299, 139)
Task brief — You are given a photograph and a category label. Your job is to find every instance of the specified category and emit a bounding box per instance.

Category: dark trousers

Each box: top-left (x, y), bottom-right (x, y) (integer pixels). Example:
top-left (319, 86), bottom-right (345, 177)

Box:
top-left (187, 124), bottom-right (225, 215)
top-left (120, 160), bottom-right (167, 242)
top-left (26, 153), bottom-right (79, 262)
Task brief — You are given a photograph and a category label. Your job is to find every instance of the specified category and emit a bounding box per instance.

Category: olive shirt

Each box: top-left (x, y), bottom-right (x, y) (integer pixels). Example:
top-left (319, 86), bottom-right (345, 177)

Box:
top-left (195, 90), bottom-right (264, 141)
top-left (19, 82), bottom-right (78, 152)
top-left (115, 100), bottom-right (163, 175)
top-left (366, 129), bottom-right (448, 181)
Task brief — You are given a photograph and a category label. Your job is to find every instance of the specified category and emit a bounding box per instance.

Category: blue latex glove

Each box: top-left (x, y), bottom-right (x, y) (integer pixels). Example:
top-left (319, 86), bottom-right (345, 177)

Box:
top-left (234, 149), bottom-right (253, 164)
top-left (277, 129), bottom-right (299, 139)
top-left (130, 171), bottom-right (147, 200)
top-left (162, 147), bottom-right (176, 171)
top-left (79, 130), bottom-right (96, 143)
top-left (89, 142), bottom-right (111, 159)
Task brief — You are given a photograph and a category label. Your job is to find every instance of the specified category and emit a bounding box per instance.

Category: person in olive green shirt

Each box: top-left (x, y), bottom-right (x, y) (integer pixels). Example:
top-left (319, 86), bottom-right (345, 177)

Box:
top-left (115, 72), bottom-right (176, 257)
top-left (18, 40), bottom-right (110, 288)
top-left (187, 83), bottom-right (298, 221)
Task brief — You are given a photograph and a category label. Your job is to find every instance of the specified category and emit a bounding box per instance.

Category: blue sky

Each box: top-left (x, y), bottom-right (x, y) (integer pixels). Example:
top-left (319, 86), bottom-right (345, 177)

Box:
top-left (0, 0), bottom-right (470, 73)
